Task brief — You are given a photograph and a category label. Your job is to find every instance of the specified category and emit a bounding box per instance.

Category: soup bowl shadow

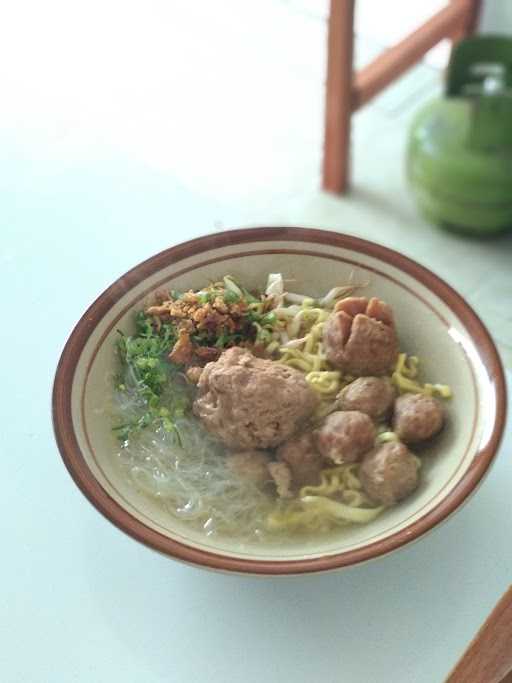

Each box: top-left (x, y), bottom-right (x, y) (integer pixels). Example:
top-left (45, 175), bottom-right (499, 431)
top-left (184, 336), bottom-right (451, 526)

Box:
top-left (52, 227), bottom-right (507, 575)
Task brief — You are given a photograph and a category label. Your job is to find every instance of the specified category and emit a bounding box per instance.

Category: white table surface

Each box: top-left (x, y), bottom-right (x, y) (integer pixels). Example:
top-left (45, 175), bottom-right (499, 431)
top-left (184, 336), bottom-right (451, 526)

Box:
top-left (3, 177), bottom-right (511, 683)
top-left (2, 2), bottom-right (512, 681)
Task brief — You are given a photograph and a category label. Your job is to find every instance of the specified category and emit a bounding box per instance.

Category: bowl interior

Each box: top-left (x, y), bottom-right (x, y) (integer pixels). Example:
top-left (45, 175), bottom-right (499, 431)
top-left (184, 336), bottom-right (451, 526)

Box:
top-left (64, 234), bottom-right (498, 567)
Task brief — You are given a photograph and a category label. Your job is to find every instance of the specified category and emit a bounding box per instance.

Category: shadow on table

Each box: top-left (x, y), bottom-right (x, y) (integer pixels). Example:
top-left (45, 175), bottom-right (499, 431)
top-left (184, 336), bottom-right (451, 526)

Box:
top-left (349, 184), bottom-right (419, 227)
top-left (349, 184), bottom-right (512, 246)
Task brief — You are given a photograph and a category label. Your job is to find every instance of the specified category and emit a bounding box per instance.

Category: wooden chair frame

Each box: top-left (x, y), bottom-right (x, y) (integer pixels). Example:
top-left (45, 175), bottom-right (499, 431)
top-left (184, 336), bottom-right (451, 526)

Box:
top-left (322, 0), bottom-right (482, 194)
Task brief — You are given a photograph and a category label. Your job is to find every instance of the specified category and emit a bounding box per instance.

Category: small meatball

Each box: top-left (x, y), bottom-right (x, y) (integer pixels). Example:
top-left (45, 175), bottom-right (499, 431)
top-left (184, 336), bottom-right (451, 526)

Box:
top-left (359, 442), bottom-right (419, 505)
top-left (324, 297), bottom-right (398, 376)
top-left (277, 432), bottom-right (324, 488)
top-left (193, 347), bottom-right (318, 450)
top-left (314, 411), bottom-right (376, 464)
top-left (226, 450), bottom-right (271, 486)
top-left (338, 377), bottom-right (396, 420)
top-left (268, 461), bottom-right (294, 498)
top-left (393, 393), bottom-right (444, 444)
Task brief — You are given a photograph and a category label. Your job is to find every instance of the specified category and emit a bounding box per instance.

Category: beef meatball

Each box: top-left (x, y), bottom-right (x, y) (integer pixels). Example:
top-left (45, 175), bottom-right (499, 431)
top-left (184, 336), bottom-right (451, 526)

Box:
top-left (323, 297), bottom-right (398, 376)
top-left (338, 376), bottom-right (396, 420)
top-left (277, 432), bottom-right (324, 488)
top-left (393, 393), bottom-right (444, 444)
top-left (359, 442), bottom-right (419, 505)
top-left (314, 411), bottom-right (376, 464)
top-left (193, 347), bottom-right (318, 450)
top-left (226, 451), bottom-right (271, 486)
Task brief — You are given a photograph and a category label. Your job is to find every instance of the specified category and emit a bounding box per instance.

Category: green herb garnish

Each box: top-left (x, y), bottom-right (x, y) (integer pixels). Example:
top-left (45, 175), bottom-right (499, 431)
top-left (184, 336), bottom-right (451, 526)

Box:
top-left (114, 313), bottom-right (190, 441)
top-left (223, 289), bottom-right (241, 304)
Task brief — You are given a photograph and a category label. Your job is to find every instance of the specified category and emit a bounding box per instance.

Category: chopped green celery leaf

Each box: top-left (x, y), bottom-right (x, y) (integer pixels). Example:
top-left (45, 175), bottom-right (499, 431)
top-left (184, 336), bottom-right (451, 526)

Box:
top-left (245, 308), bottom-right (277, 328)
top-left (114, 310), bottom-right (191, 440)
top-left (148, 395), bottom-right (160, 409)
top-left (215, 331), bottom-right (234, 348)
top-left (245, 310), bottom-right (260, 323)
top-left (198, 288), bottom-right (223, 304)
top-left (135, 311), bottom-right (154, 337)
top-left (241, 287), bottom-right (260, 304)
top-left (261, 311), bottom-right (277, 325)
top-left (135, 357), bottom-right (158, 369)
top-left (223, 290), bottom-right (240, 304)
top-left (162, 417), bottom-right (175, 432)
top-left (112, 423), bottom-right (130, 433)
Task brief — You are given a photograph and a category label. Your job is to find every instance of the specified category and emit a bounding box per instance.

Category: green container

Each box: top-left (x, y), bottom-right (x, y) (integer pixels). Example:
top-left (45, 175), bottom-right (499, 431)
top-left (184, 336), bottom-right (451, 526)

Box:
top-left (407, 35), bottom-right (512, 236)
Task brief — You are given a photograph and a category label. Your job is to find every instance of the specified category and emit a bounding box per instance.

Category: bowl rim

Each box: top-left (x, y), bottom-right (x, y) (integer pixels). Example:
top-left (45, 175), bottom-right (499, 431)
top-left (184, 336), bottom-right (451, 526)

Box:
top-left (52, 226), bottom-right (507, 574)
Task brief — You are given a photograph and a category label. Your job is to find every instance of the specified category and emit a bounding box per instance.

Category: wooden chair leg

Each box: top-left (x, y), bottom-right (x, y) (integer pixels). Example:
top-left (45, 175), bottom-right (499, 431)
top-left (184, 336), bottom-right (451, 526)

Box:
top-left (450, 0), bottom-right (482, 43)
top-left (322, 0), bottom-right (355, 194)
top-left (322, 0), bottom-right (480, 195)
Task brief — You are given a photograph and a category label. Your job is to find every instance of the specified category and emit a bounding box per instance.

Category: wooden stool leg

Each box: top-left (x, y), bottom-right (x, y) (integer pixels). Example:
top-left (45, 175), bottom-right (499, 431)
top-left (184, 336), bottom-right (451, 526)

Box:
top-left (322, 0), bottom-right (355, 194)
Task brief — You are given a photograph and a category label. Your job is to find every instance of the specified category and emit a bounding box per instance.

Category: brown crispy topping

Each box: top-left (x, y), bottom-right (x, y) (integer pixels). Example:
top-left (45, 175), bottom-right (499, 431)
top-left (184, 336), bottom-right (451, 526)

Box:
top-left (146, 303), bottom-right (172, 317)
top-left (212, 296), bottom-right (228, 314)
top-left (168, 329), bottom-right (195, 365)
top-left (147, 287), bottom-right (255, 366)
top-left (181, 291), bottom-right (199, 304)
top-left (195, 346), bottom-right (221, 363)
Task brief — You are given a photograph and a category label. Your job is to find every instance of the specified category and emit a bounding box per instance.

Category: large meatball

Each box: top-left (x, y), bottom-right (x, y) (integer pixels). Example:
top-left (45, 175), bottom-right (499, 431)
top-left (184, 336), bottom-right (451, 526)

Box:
top-left (193, 347), bottom-right (318, 450)
top-left (226, 451), bottom-right (271, 486)
top-left (338, 376), bottom-right (396, 420)
top-left (359, 442), bottom-right (419, 505)
top-left (277, 432), bottom-right (324, 488)
top-left (323, 297), bottom-right (398, 376)
top-left (393, 393), bottom-right (444, 444)
top-left (314, 411), bottom-right (376, 464)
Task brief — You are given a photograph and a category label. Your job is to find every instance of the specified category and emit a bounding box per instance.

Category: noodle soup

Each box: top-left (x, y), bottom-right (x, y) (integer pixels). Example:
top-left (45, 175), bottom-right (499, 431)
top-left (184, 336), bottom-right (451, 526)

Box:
top-left (111, 274), bottom-right (451, 541)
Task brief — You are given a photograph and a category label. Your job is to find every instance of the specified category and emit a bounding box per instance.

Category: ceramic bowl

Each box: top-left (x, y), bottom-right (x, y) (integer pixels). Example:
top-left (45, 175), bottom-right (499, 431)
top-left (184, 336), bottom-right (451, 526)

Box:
top-left (53, 227), bottom-right (506, 574)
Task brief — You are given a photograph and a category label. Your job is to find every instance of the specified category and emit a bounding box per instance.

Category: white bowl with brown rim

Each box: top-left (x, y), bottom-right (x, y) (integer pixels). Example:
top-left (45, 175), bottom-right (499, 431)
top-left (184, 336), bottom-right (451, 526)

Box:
top-left (52, 227), bottom-right (507, 575)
